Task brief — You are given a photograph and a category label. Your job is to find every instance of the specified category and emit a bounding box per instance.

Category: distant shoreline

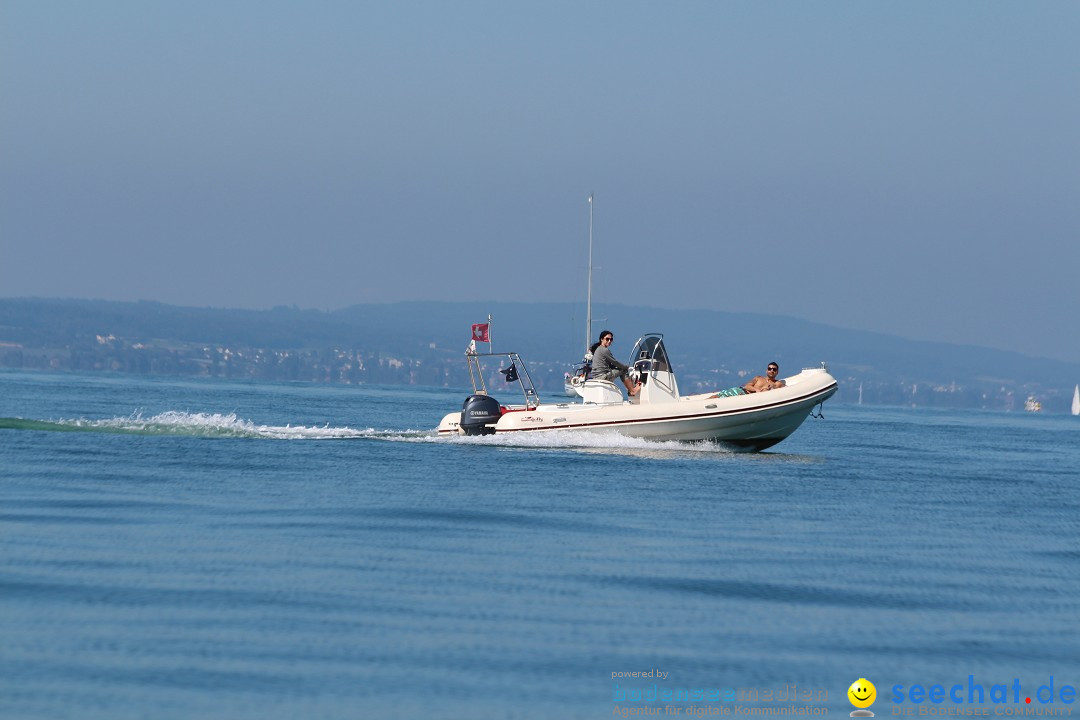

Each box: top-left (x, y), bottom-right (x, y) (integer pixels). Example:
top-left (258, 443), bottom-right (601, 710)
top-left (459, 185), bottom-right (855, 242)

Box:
top-left (2, 298), bottom-right (1077, 413)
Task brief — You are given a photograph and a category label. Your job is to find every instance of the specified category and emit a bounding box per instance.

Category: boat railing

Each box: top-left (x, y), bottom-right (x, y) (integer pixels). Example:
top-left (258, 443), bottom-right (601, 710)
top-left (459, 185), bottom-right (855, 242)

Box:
top-left (465, 350), bottom-right (540, 410)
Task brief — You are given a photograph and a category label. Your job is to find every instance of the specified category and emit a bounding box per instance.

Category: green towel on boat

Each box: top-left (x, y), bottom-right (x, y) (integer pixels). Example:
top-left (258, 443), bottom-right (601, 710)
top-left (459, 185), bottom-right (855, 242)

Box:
top-left (709, 387), bottom-right (747, 398)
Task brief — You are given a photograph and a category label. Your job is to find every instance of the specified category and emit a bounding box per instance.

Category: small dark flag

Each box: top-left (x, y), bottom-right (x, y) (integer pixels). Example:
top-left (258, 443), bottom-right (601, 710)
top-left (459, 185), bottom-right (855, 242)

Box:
top-left (502, 364), bottom-right (518, 383)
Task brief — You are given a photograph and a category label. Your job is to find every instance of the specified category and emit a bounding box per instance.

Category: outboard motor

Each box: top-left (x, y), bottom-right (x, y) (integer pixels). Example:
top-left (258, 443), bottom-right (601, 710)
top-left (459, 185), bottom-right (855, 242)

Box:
top-left (459, 394), bottom-right (502, 436)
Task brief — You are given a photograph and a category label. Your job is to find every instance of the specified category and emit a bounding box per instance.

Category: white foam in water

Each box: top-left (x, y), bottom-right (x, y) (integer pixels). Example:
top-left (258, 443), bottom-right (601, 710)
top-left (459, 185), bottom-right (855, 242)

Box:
top-left (56, 411), bottom-right (396, 440)
top-left (400, 428), bottom-right (748, 459)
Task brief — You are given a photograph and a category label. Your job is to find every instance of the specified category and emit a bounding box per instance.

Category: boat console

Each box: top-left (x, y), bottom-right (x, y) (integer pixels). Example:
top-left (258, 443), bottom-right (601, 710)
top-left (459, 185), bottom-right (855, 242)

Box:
top-left (628, 334), bottom-right (680, 404)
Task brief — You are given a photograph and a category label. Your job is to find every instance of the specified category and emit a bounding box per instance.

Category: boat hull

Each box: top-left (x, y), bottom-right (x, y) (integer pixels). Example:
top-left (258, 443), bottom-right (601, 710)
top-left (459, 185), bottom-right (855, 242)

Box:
top-left (438, 368), bottom-right (838, 451)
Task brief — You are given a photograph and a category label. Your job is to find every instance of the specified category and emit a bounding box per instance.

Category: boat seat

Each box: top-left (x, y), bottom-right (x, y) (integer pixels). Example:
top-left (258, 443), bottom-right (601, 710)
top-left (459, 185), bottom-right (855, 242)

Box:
top-left (580, 379), bottom-right (624, 404)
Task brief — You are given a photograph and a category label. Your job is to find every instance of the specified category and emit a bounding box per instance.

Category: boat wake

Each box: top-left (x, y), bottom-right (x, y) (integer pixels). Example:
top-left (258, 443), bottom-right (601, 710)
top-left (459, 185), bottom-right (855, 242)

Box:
top-left (0, 412), bottom-right (429, 441)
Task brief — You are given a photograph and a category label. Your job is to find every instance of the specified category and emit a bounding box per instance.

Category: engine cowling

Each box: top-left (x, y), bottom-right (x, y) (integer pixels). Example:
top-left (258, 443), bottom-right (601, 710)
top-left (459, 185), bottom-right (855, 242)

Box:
top-left (459, 394), bottom-right (501, 435)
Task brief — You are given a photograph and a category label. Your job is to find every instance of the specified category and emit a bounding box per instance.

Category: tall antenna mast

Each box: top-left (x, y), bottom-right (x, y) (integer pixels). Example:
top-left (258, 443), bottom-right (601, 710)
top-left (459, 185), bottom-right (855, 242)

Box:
top-left (585, 193), bottom-right (594, 355)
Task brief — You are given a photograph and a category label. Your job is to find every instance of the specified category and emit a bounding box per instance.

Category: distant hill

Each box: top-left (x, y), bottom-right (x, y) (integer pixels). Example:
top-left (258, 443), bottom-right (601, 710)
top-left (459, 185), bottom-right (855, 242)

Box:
top-left (2, 298), bottom-right (1078, 412)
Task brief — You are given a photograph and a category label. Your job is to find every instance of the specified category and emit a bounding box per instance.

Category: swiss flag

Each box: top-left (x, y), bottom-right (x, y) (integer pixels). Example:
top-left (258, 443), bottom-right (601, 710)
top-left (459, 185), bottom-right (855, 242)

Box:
top-left (471, 323), bottom-right (490, 342)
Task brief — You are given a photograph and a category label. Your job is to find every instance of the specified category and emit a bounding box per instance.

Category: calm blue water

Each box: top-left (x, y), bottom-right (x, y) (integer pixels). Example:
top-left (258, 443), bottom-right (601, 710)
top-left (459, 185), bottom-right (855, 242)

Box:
top-left (2, 370), bottom-right (1078, 720)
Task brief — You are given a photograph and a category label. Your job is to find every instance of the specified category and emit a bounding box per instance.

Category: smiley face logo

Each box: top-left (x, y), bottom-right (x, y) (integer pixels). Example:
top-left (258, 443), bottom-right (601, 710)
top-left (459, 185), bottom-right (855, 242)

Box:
top-left (848, 678), bottom-right (876, 709)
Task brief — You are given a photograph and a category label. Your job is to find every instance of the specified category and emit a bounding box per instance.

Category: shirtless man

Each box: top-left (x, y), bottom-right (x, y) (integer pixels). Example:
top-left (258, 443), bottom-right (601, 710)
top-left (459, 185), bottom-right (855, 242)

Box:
top-left (743, 362), bottom-right (785, 393)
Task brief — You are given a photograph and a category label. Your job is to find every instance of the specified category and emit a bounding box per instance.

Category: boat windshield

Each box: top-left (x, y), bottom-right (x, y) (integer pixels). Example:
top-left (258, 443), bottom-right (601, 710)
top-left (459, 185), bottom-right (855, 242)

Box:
top-left (628, 333), bottom-right (671, 373)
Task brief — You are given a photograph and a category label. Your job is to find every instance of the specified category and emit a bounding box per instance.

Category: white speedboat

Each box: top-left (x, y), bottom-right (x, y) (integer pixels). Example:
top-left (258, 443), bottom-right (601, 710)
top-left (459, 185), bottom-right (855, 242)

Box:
top-left (438, 333), bottom-right (837, 451)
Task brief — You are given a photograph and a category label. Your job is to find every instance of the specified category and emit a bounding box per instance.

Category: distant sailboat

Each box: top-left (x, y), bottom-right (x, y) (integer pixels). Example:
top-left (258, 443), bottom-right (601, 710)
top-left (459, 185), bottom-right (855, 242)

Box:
top-left (1072, 384), bottom-right (1079, 416)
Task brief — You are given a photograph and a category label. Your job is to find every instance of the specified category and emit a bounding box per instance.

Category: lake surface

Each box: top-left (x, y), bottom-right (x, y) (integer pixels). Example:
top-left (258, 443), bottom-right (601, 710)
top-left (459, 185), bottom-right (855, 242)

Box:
top-left (2, 370), bottom-right (1078, 720)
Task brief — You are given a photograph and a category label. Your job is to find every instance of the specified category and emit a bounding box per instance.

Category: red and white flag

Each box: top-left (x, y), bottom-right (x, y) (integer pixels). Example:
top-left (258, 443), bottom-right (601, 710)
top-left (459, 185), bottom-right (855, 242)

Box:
top-left (471, 323), bottom-right (490, 342)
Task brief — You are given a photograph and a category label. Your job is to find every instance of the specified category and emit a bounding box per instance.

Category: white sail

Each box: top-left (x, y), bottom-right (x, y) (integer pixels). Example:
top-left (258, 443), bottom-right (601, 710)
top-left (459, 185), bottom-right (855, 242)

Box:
top-left (1072, 384), bottom-right (1079, 416)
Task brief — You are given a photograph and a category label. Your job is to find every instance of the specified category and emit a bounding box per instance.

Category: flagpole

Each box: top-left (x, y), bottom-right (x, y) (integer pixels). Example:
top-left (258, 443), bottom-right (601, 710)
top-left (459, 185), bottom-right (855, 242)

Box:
top-left (487, 314), bottom-right (493, 353)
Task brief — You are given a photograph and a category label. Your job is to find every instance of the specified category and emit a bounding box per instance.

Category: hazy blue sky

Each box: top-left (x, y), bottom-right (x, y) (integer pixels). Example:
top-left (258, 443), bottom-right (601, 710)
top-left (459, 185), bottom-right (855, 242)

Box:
top-left (3, 2), bottom-right (1078, 363)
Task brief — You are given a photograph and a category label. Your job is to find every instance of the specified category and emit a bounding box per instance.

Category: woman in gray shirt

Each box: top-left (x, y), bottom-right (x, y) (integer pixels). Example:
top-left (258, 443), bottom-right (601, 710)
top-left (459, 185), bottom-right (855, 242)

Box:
top-left (588, 330), bottom-right (641, 396)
